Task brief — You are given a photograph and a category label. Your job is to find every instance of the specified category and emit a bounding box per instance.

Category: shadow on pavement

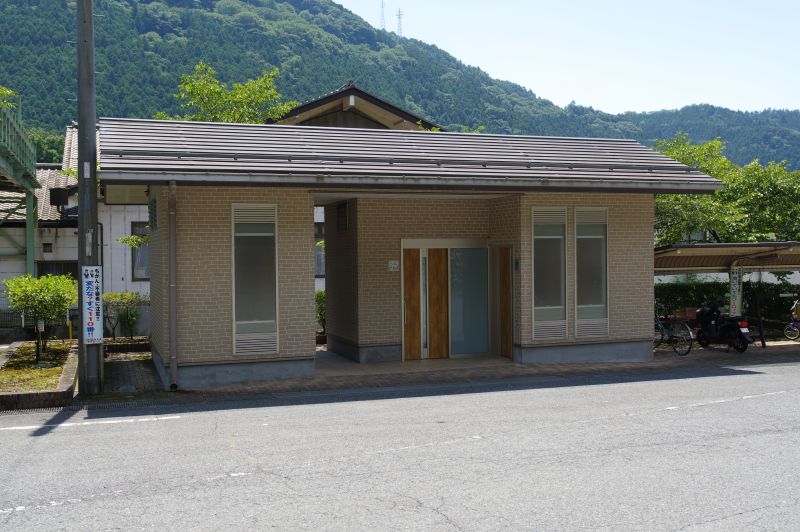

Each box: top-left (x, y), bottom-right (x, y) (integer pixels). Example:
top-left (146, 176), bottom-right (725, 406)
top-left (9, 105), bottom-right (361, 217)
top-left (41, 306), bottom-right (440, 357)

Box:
top-left (46, 364), bottom-right (767, 422)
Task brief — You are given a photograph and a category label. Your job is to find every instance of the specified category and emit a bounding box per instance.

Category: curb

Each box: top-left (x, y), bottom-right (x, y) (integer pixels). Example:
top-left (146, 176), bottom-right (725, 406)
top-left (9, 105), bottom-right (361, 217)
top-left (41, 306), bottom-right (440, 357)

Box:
top-left (0, 345), bottom-right (78, 411)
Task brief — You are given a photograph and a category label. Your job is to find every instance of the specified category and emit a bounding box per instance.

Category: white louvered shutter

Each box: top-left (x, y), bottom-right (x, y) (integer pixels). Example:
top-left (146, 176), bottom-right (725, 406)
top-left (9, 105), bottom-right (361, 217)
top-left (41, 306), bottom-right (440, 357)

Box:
top-left (532, 207), bottom-right (567, 340)
top-left (233, 204), bottom-right (279, 356)
top-left (575, 207), bottom-right (609, 338)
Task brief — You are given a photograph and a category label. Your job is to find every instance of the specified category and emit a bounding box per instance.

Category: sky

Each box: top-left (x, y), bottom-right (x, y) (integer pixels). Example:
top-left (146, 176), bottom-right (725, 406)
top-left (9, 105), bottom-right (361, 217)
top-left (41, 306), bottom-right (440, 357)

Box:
top-left (333, 0), bottom-right (799, 114)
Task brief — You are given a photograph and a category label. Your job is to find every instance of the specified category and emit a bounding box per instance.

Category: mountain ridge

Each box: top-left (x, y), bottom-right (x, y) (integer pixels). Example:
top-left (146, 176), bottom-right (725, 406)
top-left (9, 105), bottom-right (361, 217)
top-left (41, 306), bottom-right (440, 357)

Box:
top-left (1, 0), bottom-right (798, 168)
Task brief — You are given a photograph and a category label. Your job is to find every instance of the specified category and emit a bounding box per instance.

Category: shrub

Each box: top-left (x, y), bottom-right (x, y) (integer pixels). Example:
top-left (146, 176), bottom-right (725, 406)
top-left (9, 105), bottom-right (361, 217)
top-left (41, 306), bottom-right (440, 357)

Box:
top-left (655, 279), bottom-right (800, 321)
top-left (2, 275), bottom-right (77, 361)
top-left (104, 292), bottom-right (147, 340)
top-left (315, 289), bottom-right (326, 333)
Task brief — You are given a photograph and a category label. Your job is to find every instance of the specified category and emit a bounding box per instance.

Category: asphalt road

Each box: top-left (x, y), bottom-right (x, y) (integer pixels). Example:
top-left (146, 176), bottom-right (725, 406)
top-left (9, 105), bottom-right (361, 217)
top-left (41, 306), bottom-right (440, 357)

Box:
top-left (2, 362), bottom-right (800, 530)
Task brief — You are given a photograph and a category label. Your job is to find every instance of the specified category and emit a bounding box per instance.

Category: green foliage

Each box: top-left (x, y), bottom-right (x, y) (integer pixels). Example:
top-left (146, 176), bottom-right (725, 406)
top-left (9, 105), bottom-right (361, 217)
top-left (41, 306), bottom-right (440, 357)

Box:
top-left (655, 279), bottom-right (800, 322)
top-left (2, 275), bottom-right (77, 322)
top-left (655, 134), bottom-right (800, 246)
top-left (104, 291), bottom-right (148, 340)
top-left (0, 85), bottom-right (15, 109)
top-left (2, 1), bottom-right (798, 167)
top-left (26, 127), bottom-right (64, 163)
top-left (315, 289), bottom-right (325, 332)
top-left (154, 61), bottom-right (297, 123)
top-left (2, 275), bottom-right (78, 361)
top-left (117, 233), bottom-right (150, 249)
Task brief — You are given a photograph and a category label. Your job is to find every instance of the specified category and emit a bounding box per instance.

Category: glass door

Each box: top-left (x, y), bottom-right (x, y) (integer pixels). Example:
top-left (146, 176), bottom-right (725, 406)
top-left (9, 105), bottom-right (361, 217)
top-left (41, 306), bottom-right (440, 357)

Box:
top-left (449, 248), bottom-right (489, 355)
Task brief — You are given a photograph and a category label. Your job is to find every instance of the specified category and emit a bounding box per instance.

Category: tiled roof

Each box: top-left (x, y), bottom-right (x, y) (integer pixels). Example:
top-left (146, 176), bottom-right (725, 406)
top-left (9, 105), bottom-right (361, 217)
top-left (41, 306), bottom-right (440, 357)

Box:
top-left (0, 165), bottom-right (77, 223)
top-left (62, 125), bottom-right (78, 170)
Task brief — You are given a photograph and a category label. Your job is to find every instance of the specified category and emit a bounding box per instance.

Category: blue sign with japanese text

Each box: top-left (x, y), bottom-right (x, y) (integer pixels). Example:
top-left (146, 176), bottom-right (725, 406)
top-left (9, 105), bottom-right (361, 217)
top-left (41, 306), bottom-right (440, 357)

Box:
top-left (82, 266), bottom-right (103, 344)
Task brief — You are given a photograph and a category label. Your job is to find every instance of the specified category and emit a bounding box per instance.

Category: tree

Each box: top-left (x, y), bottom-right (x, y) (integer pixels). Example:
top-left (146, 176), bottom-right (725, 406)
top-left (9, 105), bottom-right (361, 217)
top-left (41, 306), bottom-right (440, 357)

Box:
top-left (2, 275), bottom-right (78, 362)
top-left (154, 62), bottom-right (298, 123)
top-left (0, 85), bottom-right (15, 109)
top-left (26, 128), bottom-right (64, 163)
top-left (655, 134), bottom-right (800, 246)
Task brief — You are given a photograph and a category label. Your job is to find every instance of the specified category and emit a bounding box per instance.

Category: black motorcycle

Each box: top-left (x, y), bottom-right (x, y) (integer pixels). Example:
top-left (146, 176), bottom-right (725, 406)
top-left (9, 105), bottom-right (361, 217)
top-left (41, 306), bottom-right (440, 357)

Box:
top-left (696, 300), bottom-right (755, 353)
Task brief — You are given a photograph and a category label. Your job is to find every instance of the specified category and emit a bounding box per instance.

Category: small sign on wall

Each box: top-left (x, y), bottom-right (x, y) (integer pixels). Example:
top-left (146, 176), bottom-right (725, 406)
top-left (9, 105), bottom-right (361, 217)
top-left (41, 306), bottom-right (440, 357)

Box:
top-left (82, 266), bottom-right (104, 344)
top-left (388, 260), bottom-right (400, 272)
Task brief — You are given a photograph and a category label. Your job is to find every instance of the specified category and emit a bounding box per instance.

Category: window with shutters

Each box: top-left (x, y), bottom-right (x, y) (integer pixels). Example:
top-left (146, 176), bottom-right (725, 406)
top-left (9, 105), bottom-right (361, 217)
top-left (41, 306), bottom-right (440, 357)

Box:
top-left (532, 207), bottom-right (567, 339)
top-left (575, 207), bottom-right (608, 337)
top-left (232, 204), bottom-right (278, 356)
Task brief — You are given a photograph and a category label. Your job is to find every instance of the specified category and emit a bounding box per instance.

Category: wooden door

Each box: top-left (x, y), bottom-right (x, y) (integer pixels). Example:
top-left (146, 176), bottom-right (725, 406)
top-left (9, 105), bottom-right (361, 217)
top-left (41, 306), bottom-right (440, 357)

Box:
top-left (498, 247), bottom-right (512, 358)
top-left (428, 248), bottom-right (449, 359)
top-left (403, 248), bottom-right (421, 360)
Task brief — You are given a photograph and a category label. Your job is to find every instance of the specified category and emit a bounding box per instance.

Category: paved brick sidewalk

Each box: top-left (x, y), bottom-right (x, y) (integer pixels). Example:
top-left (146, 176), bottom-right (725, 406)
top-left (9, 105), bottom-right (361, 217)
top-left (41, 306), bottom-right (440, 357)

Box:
top-left (103, 352), bottom-right (162, 394)
top-left (204, 341), bottom-right (800, 395)
top-left (75, 341), bottom-right (800, 406)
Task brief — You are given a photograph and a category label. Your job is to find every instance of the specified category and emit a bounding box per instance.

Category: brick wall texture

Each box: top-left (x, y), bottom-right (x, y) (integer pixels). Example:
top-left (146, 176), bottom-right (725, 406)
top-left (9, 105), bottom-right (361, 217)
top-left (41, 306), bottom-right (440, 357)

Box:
top-left (325, 192), bottom-right (654, 350)
top-left (151, 187), bottom-right (653, 368)
top-left (150, 186), bottom-right (315, 366)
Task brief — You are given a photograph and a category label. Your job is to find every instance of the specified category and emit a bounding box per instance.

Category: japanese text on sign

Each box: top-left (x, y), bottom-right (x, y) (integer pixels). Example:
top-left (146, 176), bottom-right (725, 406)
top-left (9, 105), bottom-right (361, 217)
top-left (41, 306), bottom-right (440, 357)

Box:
top-left (82, 266), bottom-right (103, 344)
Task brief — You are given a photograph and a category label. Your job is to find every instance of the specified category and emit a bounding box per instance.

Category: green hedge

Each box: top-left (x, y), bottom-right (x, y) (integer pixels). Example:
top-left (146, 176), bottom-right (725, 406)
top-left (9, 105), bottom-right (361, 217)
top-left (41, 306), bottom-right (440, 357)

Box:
top-left (655, 280), bottom-right (800, 320)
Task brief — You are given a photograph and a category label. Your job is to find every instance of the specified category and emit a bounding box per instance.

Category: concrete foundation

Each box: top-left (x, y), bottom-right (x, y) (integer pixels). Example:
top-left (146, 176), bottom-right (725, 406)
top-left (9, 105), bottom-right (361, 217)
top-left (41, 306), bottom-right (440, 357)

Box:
top-left (150, 346), bottom-right (314, 390)
top-left (513, 340), bottom-right (652, 365)
top-left (328, 335), bottom-right (402, 363)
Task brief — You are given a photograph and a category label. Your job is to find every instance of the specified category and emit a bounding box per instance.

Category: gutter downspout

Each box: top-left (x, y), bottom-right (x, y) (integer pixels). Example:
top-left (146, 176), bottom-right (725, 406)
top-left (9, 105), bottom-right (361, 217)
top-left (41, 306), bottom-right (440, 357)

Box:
top-left (168, 181), bottom-right (178, 390)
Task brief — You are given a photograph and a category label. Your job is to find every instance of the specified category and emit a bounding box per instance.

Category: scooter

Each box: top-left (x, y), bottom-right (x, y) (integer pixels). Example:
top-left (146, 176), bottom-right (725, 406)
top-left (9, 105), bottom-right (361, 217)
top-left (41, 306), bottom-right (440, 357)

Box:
top-left (696, 300), bottom-right (755, 353)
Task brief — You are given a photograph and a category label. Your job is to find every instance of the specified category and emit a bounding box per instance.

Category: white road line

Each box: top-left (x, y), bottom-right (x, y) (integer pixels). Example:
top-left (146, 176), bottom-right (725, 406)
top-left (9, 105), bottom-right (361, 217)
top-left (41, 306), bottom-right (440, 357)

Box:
top-left (656, 390), bottom-right (788, 413)
top-left (0, 415), bottom-right (181, 432)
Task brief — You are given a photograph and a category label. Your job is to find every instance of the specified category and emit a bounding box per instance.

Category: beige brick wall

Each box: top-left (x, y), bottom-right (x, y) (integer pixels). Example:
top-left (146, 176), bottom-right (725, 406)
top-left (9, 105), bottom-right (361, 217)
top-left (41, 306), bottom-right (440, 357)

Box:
top-left (324, 200), bottom-right (359, 344)
top-left (325, 192), bottom-right (653, 351)
top-left (355, 197), bottom-right (490, 346)
top-left (150, 185), bottom-right (315, 366)
top-left (518, 192), bottom-right (654, 346)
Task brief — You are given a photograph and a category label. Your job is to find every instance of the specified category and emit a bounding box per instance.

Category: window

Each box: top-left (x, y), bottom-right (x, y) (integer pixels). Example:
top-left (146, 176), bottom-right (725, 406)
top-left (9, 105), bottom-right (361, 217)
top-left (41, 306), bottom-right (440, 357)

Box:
top-left (37, 261), bottom-right (78, 279)
top-left (42, 243), bottom-right (53, 253)
top-left (314, 221), bottom-right (325, 278)
top-left (131, 222), bottom-right (150, 281)
top-left (533, 208), bottom-right (567, 339)
top-left (232, 204), bottom-right (278, 355)
top-left (575, 208), bottom-right (608, 336)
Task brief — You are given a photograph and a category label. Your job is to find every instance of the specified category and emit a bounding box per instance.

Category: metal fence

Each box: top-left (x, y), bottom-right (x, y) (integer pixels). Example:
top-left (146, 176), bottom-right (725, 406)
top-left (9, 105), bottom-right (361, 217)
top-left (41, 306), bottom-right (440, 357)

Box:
top-left (0, 309), bottom-right (77, 329)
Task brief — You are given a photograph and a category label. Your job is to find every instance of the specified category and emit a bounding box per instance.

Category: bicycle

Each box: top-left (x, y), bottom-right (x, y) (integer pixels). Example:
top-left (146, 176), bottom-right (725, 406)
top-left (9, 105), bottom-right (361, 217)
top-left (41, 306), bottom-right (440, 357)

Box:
top-left (654, 315), bottom-right (693, 356)
top-left (783, 319), bottom-right (800, 341)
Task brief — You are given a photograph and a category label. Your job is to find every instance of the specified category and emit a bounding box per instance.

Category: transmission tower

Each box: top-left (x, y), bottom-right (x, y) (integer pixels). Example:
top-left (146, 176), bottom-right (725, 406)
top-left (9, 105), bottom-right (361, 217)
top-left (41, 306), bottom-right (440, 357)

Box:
top-left (380, 1), bottom-right (386, 30)
top-left (396, 9), bottom-right (403, 37)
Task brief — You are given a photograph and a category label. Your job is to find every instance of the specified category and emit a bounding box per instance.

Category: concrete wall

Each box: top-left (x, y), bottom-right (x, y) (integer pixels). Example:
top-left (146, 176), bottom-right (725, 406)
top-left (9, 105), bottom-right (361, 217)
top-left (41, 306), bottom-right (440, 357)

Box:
top-left (150, 186), bottom-right (316, 370)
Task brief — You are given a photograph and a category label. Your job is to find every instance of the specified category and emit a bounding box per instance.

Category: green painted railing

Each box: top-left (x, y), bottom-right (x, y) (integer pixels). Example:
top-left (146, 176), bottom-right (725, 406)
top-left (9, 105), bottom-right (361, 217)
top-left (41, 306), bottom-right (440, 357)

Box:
top-left (0, 103), bottom-right (37, 186)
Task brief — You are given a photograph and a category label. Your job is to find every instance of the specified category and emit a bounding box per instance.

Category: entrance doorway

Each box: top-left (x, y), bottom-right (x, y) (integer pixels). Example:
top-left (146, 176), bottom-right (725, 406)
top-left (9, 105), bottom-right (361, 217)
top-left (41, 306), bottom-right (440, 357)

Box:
top-left (402, 240), bottom-right (512, 361)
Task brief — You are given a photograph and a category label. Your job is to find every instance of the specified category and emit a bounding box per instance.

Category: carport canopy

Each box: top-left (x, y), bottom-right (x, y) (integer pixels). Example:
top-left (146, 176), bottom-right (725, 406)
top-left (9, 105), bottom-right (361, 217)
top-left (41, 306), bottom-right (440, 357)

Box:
top-left (654, 242), bottom-right (800, 274)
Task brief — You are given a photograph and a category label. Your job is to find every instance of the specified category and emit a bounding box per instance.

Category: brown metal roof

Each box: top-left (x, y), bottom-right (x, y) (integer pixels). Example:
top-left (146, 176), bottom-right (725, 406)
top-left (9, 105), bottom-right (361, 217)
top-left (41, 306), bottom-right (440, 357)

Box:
top-left (654, 242), bottom-right (800, 273)
top-left (97, 118), bottom-right (721, 193)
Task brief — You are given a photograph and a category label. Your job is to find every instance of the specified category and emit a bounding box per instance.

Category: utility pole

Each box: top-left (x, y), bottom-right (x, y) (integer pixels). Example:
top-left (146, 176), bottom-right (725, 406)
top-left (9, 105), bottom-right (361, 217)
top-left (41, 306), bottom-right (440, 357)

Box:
top-left (77, 0), bottom-right (102, 395)
top-left (396, 9), bottom-right (403, 37)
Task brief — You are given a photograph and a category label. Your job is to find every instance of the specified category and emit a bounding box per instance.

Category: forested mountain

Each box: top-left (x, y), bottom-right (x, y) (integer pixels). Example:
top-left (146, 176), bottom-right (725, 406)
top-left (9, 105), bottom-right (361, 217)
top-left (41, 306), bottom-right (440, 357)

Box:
top-left (2, 0), bottom-right (799, 167)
